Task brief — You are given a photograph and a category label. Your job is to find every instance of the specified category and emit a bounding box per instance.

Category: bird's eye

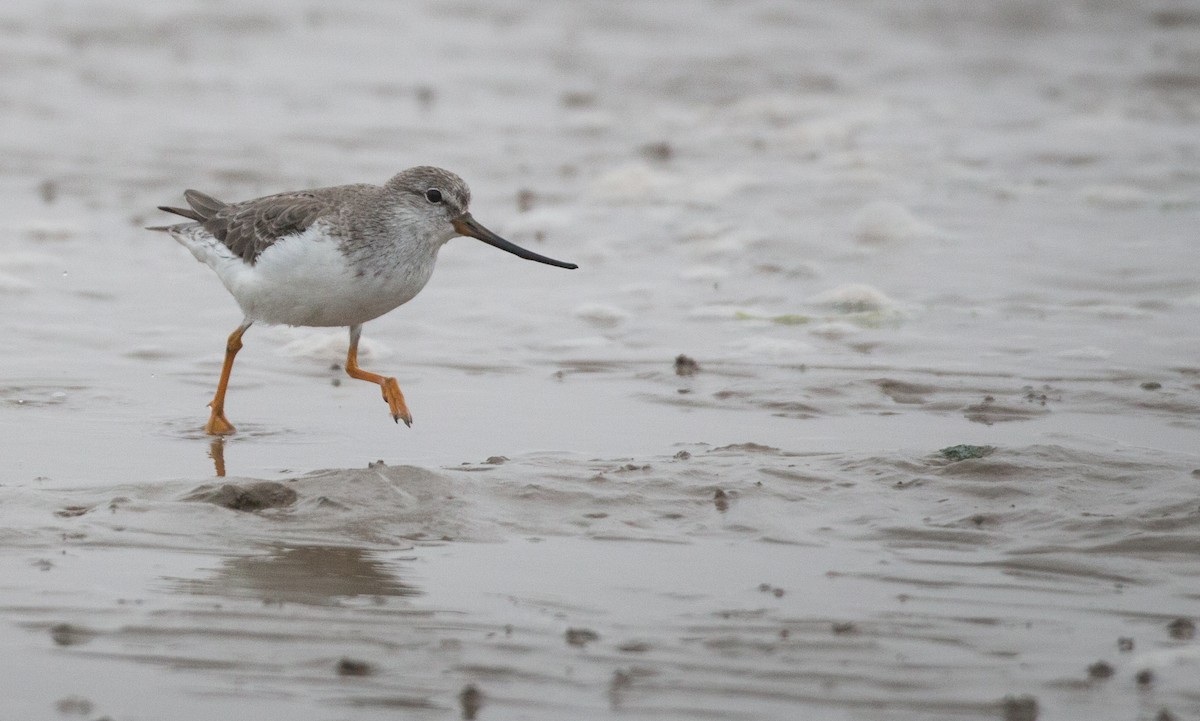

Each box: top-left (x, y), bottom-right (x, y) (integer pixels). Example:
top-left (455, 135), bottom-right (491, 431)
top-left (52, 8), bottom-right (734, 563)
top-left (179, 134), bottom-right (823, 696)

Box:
top-left (425, 188), bottom-right (443, 204)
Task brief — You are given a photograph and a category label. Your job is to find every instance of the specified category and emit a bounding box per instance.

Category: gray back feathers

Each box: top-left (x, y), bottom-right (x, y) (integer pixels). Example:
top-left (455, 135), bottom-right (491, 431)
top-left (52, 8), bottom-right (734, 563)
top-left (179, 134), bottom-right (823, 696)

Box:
top-left (156, 187), bottom-right (360, 264)
top-left (152, 166), bottom-right (473, 264)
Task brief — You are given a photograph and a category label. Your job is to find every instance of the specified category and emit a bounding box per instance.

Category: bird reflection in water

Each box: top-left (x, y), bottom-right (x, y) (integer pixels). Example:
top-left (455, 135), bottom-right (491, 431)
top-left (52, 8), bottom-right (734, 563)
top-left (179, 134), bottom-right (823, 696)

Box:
top-left (177, 545), bottom-right (419, 606)
top-left (208, 437), bottom-right (227, 477)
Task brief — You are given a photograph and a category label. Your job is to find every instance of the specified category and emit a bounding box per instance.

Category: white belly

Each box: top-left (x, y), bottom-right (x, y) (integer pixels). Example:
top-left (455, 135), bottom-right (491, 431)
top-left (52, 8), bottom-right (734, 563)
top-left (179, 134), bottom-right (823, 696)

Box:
top-left (179, 223), bottom-right (437, 327)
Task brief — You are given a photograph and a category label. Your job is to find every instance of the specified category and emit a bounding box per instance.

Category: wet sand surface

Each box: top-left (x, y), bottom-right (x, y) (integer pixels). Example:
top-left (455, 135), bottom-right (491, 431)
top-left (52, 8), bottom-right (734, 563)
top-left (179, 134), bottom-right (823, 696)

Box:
top-left (2, 1), bottom-right (1199, 719)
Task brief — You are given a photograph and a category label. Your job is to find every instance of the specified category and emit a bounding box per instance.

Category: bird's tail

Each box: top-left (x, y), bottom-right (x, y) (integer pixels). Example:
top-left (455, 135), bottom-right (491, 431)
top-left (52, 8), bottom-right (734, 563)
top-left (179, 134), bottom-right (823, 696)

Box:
top-left (147, 190), bottom-right (228, 231)
top-left (146, 206), bottom-right (199, 231)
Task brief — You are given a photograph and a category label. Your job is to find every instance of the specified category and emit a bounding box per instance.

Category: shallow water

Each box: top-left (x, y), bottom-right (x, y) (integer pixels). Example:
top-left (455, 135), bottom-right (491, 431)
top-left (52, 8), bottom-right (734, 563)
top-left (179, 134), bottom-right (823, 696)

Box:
top-left (2, 1), bottom-right (1199, 719)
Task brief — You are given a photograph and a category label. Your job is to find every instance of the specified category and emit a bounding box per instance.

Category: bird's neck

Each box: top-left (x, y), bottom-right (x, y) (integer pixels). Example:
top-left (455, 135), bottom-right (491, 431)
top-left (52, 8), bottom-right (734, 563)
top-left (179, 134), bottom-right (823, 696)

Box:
top-left (340, 193), bottom-right (449, 271)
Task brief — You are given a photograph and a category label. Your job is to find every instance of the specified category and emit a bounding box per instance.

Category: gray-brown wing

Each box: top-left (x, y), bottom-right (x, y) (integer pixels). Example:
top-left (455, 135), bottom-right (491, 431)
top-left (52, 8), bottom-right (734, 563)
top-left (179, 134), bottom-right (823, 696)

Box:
top-left (197, 190), bottom-right (335, 264)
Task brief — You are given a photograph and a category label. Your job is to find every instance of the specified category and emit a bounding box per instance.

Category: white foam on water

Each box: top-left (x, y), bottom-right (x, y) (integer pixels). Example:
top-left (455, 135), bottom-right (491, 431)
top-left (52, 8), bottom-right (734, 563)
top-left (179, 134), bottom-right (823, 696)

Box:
top-left (810, 282), bottom-right (900, 314)
top-left (273, 327), bottom-right (390, 362)
top-left (571, 302), bottom-right (629, 329)
top-left (588, 163), bottom-right (752, 206)
top-left (850, 200), bottom-right (941, 245)
top-left (677, 264), bottom-right (728, 282)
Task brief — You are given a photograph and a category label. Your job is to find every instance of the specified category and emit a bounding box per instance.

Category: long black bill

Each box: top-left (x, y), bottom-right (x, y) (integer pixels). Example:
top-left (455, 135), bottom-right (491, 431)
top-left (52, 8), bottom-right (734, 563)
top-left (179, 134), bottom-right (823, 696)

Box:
top-left (453, 214), bottom-right (578, 270)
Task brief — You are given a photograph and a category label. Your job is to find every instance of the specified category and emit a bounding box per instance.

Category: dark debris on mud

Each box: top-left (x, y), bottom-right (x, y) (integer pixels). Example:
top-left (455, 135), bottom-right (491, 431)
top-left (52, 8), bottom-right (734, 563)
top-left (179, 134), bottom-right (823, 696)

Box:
top-left (183, 481), bottom-right (298, 512)
top-left (335, 657), bottom-right (374, 677)
top-left (673, 354), bottom-right (700, 376)
top-left (938, 444), bottom-right (996, 462)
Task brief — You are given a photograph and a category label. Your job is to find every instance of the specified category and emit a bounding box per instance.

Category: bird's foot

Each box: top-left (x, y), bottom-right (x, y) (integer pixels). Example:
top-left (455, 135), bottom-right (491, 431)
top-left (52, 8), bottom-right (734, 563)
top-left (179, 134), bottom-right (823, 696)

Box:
top-left (381, 377), bottom-right (412, 427)
top-left (205, 405), bottom-right (237, 435)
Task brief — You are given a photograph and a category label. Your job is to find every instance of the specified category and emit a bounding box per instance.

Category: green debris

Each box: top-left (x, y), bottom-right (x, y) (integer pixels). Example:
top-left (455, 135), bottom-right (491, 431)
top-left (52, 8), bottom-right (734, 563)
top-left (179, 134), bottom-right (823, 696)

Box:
top-left (732, 309), bottom-right (901, 328)
top-left (770, 314), bottom-right (811, 326)
top-left (938, 444), bottom-right (995, 462)
top-left (734, 311), bottom-right (812, 325)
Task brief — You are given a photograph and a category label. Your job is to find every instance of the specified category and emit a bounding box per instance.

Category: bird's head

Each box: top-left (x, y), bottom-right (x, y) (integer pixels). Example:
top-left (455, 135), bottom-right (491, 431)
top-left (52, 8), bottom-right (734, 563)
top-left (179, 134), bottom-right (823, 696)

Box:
top-left (384, 166), bottom-right (577, 269)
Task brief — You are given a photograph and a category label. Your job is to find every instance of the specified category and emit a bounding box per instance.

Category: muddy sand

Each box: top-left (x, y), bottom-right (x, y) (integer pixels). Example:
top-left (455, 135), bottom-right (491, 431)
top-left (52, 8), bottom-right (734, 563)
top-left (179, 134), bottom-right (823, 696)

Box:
top-left (1, 2), bottom-right (1198, 719)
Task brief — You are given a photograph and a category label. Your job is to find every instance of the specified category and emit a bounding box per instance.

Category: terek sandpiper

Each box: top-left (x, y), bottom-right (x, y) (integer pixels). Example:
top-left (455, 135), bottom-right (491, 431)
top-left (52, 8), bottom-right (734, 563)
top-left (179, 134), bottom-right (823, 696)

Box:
top-left (150, 166), bottom-right (577, 435)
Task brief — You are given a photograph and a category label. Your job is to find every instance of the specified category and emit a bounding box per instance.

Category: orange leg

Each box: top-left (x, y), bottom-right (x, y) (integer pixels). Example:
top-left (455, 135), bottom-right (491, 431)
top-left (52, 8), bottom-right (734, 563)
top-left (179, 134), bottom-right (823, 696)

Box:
top-left (205, 321), bottom-right (251, 435)
top-left (345, 324), bottom-right (412, 427)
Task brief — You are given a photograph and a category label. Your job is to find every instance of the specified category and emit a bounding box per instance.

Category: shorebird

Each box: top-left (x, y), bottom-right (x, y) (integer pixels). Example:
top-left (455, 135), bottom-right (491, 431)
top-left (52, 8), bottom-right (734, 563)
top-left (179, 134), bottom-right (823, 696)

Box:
top-left (150, 166), bottom-right (577, 435)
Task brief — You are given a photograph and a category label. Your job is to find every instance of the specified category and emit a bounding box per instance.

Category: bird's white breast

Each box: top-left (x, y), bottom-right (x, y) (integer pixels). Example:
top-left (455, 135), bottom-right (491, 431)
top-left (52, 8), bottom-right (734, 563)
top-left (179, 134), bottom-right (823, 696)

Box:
top-left (174, 221), bottom-right (437, 327)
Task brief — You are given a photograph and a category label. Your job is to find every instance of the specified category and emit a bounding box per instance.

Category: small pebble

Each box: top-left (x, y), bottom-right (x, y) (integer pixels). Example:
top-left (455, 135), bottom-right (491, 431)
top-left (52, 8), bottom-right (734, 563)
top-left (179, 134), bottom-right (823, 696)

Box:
top-left (50, 623), bottom-right (94, 647)
top-left (1117, 637), bottom-right (1134, 652)
top-left (609, 668), bottom-right (633, 691)
top-left (335, 657), bottom-right (373, 676)
top-left (565, 628), bottom-right (599, 646)
top-left (55, 696), bottom-right (93, 715)
top-left (674, 354), bottom-right (700, 376)
top-left (640, 141), bottom-right (673, 162)
top-left (1136, 668), bottom-right (1154, 687)
top-left (39, 179), bottom-right (58, 204)
top-left (415, 85), bottom-right (436, 110)
top-left (459, 684), bottom-right (483, 720)
top-left (1087, 660), bottom-right (1114, 679)
top-left (516, 188), bottom-right (536, 212)
top-left (1167, 618), bottom-right (1195, 640)
top-left (560, 90), bottom-right (595, 108)
top-left (938, 444), bottom-right (994, 462)
top-left (1001, 695), bottom-right (1039, 721)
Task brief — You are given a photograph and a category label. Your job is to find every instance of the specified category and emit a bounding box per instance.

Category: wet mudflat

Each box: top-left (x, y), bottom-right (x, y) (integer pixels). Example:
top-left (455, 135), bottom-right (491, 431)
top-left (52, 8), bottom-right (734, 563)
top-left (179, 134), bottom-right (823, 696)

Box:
top-left (1, 1), bottom-right (1199, 719)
